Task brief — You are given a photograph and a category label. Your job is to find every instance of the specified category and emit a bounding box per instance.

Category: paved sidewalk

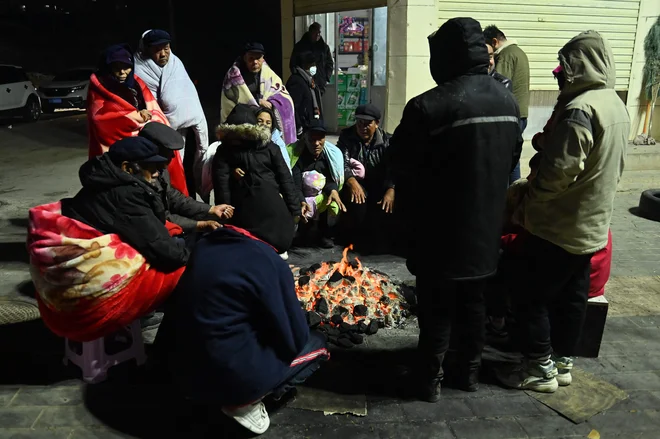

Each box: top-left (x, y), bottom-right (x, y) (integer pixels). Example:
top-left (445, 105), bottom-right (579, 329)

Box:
top-left (1, 117), bottom-right (660, 438)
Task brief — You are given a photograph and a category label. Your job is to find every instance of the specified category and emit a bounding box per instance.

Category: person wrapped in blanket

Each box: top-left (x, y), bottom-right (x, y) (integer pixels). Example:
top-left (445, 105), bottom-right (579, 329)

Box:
top-left (62, 137), bottom-right (189, 274)
top-left (96, 44), bottom-right (152, 124)
top-left (486, 152), bottom-right (613, 342)
top-left (138, 122), bottom-right (235, 246)
top-left (290, 119), bottom-right (347, 249)
top-left (153, 201), bottom-right (329, 436)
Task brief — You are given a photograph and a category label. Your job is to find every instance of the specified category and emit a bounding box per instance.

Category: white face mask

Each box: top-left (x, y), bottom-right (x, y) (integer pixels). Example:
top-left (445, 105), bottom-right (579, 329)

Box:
top-left (309, 66), bottom-right (317, 76)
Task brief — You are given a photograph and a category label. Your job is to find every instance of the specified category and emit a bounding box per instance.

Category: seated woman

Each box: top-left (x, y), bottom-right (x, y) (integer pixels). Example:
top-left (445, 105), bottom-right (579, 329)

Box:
top-left (212, 104), bottom-right (300, 254)
top-left (256, 106), bottom-right (291, 173)
top-left (288, 120), bottom-right (346, 249)
top-left (29, 137), bottom-right (191, 342)
top-left (221, 42), bottom-right (296, 146)
top-left (87, 43), bottom-right (187, 195)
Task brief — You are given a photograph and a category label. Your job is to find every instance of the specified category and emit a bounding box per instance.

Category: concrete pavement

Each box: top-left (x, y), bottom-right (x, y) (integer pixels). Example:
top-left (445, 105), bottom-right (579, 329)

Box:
top-left (0, 114), bottom-right (660, 438)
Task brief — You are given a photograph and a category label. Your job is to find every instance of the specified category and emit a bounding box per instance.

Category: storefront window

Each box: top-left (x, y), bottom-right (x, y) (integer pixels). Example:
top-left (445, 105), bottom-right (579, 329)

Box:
top-left (372, 7), bottom-right (387, 87)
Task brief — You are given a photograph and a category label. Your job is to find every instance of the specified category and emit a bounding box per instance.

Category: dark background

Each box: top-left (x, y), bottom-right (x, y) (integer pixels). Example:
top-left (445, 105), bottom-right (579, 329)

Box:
top-left (0, 0), bottom-right (284, 108)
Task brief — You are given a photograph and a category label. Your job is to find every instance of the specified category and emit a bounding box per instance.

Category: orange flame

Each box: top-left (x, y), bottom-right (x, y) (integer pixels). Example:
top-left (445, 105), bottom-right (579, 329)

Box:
top-left (293, 245), bottom-right (402, 325)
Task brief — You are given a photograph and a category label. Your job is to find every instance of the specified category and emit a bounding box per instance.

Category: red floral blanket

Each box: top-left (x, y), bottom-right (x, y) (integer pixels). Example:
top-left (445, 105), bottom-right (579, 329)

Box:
top-left (87, 73), bottom-right (188, 196)
top-left (28, 201), bottom-right (185, 342)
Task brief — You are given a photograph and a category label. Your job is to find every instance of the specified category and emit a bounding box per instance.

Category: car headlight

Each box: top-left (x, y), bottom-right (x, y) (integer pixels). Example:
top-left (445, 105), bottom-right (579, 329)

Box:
top-left (70, 85), bottom-right (85, 91)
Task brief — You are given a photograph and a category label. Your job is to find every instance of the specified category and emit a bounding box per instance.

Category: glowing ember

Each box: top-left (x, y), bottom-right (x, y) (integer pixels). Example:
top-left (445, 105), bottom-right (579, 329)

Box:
top-left (291, 245), bottom-right (409, 328)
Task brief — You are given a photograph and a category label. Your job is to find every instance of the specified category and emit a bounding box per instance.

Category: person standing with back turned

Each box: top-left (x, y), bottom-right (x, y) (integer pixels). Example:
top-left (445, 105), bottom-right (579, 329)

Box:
top-left (389, 17), bottom-right (522, 402)
top-left (483, 25), bottom-right (530, 184)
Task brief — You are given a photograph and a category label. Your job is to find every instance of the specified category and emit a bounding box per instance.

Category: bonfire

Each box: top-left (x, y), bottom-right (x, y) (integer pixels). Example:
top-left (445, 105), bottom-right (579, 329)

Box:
top-left (291, 245), bottom-right (410, 332)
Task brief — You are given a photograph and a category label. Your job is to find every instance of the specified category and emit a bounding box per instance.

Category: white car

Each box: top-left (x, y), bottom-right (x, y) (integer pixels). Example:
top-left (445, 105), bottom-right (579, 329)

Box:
top-left (0, 64), bottom-right (41, 122)
top-left (38, 67), bottom-right (95, 113)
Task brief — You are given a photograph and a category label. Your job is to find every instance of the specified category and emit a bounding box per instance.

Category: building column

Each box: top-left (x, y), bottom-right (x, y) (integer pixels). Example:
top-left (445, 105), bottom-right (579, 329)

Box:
top-left (627, 0), bottom-right (660, 139)
top-left (384, 0), bottom-right (438, 132)
top-left (281, 0), bottom-right (295, 83)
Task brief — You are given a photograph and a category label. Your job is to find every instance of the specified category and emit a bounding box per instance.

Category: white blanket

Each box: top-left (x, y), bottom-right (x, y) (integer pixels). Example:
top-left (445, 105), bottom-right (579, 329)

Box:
top-left (134, 33), bottom-right (209, 196)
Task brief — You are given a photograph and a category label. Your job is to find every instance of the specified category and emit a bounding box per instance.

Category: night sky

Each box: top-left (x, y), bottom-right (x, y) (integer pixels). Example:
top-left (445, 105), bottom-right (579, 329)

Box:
top-left (0, 0), bottom-right (283, 106)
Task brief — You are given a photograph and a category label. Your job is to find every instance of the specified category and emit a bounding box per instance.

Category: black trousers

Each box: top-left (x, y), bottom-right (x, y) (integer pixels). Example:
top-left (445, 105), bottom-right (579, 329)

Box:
top-left (512, 233), bottom-right (592, 359)
top-left (416, 277), bottom-right (487, 380)
top-left (484, 248), bottom-right (520, 319)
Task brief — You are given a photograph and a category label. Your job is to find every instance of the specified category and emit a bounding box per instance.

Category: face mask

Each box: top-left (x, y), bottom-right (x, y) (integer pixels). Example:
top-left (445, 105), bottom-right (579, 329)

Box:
top-left (309, 66), bottom-right (317, 76)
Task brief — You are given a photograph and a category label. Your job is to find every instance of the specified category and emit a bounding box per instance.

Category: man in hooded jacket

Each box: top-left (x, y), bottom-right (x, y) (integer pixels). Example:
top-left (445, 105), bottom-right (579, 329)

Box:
top-left (497, 31), bottom-right (628, 393)
top-left (389, 17), bottom-right (522, 401)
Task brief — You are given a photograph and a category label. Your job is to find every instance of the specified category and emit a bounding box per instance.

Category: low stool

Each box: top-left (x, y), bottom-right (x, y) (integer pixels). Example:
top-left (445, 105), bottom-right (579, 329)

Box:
top-left (63, 320), bottom-right (146, 383)
top-left (576, 295), bottom-right (609, 358)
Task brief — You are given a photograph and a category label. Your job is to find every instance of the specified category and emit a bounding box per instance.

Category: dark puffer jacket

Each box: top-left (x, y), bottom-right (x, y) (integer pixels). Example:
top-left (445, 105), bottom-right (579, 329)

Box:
top-left (212, 123), bottom-right (301, 217)
top-left (153, 169), bottom-right (212, 234)
top-left (61, 154), bottom-right (189, 272)
top-left (390, 17), bottom-right (522, 280)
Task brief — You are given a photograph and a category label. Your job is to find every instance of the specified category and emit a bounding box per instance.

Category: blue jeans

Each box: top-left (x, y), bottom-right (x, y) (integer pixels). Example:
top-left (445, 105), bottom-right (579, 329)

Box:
top-left (271, 331), bottom-right (330, 399)
top-left (509, 118), bottom-right (527, 185)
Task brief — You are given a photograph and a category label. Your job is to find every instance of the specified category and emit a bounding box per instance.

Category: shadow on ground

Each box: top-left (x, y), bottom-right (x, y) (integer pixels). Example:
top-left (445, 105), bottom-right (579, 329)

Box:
top-left (0, 319), bottom-right (74, 385)
top-left (629, 206), bottom-right (660, 223)
top-left (0, 241), bottom-right (29, 263)
top-left (8, 217), bottom-right (29, 229)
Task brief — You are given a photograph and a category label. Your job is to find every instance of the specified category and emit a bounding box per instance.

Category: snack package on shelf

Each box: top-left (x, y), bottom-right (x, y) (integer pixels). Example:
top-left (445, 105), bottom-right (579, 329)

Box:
top-left (337, 92), bottom-right (347, 109)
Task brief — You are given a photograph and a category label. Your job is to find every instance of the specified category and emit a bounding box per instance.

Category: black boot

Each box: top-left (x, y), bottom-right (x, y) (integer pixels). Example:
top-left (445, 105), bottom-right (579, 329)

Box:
top-left (419, 377), bottom-right (442, 403)
top-left (417, 352), bottom-right (445, 402)
top-left (464, 370), bottom-right (480, 392)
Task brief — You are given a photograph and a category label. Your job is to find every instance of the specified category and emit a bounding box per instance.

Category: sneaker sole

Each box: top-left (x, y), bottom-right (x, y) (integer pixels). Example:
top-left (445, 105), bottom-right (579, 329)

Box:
top-left (523, 378), bottom-right (558, 393)
top-left (222, 407), bottom-right (270, 435)
top-left (556, 372), bottom-right (572, 386)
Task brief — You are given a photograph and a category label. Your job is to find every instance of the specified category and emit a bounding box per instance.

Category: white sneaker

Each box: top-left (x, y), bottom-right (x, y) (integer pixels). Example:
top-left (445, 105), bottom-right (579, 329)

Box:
top-left (496, 356), bottom-right (559, 393)
top-left (222, 401), bottom-right (270, 434)
top-left (279, 251), bottom-right (289, 261)
top-left (552, 355), bottom-right (574, 386)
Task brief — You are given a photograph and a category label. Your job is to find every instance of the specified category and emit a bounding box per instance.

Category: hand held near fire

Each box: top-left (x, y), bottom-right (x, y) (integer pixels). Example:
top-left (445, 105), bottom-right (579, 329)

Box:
top-left (328, 190), bottom-right (347, 212)
top-left (196, 220), bottom-right (221, 232)
top-left (209, 204), bottom-right (235, 219)
top-left (301, 202), bottom-right (312, 222)
top-left (347, 178), bottom-right (366, 204)
top-left (377, 188), bottom-right (395, 214)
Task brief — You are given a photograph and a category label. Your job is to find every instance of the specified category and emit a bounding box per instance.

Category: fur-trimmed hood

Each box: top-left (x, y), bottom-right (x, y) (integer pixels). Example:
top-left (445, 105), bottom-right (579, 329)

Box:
top-left (215, 123), bottom-right (271, 148)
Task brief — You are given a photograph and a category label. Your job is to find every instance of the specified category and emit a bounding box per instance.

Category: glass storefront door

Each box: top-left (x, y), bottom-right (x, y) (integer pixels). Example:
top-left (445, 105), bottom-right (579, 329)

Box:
top-left (294, 7), bottom-right (387, 133)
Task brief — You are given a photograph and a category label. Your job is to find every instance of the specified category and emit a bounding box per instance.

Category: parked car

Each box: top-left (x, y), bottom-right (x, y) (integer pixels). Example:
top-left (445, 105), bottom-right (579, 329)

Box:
top-left (38, 67), bottom-right (95, 113)
top-left (0, 64), bottom-right (41, 122)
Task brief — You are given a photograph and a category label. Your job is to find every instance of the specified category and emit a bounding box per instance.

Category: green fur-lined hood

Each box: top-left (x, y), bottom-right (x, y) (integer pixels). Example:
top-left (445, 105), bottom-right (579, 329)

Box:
top-left (216, 123), bottom-right (271, 147)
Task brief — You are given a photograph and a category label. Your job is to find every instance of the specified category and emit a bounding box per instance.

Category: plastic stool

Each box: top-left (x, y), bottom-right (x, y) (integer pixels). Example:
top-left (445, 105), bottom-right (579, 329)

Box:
top-left (63, 320), bottom-right (147, 383)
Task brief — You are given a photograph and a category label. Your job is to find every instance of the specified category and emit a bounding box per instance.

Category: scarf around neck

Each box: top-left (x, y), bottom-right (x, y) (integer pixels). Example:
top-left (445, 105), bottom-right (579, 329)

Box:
top-left (295, 66), bottom-right (319, 112)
